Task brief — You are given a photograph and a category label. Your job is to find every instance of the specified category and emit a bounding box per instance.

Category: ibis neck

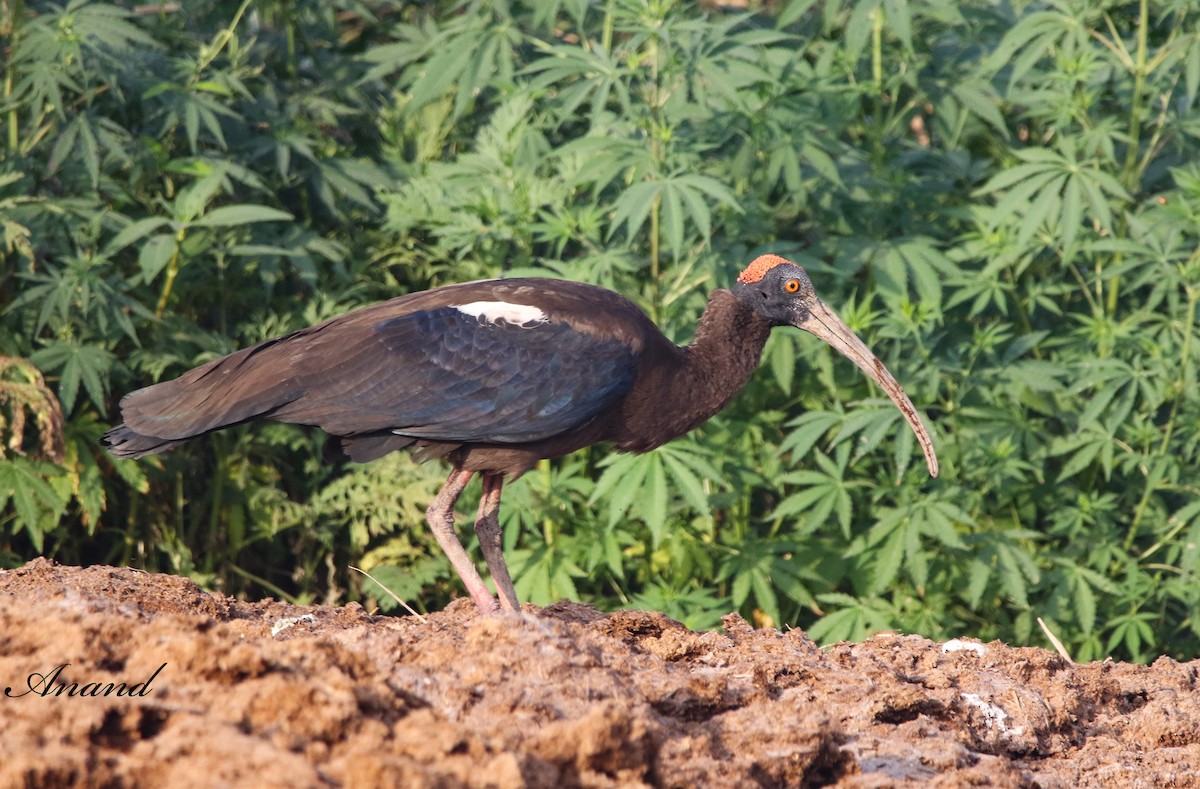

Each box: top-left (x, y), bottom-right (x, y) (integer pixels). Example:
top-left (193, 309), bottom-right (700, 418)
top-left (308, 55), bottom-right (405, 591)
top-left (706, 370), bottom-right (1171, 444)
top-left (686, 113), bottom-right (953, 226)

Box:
top-left (615, 289), bottom-right (772, 452)
top-left (682, 288), bottom-right (774, 414)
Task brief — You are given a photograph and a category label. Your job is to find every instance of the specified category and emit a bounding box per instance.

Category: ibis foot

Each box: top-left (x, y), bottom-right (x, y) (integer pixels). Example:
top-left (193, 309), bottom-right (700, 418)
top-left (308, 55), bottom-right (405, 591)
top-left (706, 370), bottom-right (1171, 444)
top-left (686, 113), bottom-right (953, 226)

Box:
top-left (425, 468), bottom-right (500, 613)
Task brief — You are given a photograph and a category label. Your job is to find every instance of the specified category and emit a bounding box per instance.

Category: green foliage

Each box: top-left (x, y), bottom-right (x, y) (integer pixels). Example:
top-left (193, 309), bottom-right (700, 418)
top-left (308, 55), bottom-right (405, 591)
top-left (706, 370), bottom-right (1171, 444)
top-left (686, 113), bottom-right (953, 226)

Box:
top-left (3, 0), bottom-right (1200, 663)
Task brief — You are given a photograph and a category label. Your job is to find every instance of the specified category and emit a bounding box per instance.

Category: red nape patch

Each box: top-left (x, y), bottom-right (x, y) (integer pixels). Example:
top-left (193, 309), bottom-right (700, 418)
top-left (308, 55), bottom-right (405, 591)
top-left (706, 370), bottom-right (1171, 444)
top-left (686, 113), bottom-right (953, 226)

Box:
top-left (736, 254), bottom-right (794, 284)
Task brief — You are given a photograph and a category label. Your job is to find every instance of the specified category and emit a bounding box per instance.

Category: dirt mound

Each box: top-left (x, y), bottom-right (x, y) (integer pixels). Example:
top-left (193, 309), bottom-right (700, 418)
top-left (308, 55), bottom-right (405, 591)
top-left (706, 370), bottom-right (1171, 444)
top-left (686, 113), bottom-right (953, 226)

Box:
top-left (1, 559), bottom-right (1197, 787)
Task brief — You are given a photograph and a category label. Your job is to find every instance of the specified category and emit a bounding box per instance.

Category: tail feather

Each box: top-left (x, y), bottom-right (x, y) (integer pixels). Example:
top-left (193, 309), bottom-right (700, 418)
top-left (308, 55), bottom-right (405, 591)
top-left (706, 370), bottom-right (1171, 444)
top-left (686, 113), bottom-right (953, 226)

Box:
top-left (323, 432), bottom-right (417, 464)
top-left (101, 425), bottom-right (192, 459)
top-left (103, 337), bottom-right (306, 460)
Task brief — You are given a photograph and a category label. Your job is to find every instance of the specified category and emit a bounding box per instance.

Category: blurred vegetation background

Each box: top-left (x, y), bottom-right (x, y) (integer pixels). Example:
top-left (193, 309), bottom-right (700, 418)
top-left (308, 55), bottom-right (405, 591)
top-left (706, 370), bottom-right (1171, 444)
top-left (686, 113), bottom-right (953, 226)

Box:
top-left (2, 0), bottom-right (1199, 662)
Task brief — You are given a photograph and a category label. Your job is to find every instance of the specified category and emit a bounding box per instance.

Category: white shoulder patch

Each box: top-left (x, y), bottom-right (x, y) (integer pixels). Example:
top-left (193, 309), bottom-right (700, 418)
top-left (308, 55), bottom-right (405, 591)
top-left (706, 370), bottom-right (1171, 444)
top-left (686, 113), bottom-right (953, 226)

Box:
top-left (455, 301), bottom-right (548, 326)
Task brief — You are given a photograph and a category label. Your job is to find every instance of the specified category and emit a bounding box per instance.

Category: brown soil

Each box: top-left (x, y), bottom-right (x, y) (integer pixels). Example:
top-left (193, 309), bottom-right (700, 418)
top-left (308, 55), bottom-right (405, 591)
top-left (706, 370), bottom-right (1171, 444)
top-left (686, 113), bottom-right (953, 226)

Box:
top-left (1, 559), bottom-right (1197, 788)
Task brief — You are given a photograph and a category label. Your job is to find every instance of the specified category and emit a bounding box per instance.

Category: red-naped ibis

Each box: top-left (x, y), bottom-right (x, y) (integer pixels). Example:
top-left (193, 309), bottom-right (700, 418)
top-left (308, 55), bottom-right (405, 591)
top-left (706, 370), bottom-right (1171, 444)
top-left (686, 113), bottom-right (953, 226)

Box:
top-left (103, 255), bottom-right (938, 612)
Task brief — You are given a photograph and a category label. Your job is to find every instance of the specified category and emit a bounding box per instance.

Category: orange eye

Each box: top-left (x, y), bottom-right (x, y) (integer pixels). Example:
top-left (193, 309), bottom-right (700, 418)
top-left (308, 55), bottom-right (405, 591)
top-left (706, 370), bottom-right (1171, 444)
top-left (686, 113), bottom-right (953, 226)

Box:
top-left (784, 279), bottom-right (801, 293)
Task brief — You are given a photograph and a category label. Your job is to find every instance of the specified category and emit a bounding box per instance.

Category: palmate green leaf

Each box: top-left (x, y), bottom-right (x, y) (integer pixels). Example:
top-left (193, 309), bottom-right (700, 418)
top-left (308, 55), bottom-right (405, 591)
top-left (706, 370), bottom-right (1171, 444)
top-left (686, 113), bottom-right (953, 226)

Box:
top-left (11, 255), bottom-right (145, 343)
top-left (890, 416), bottom-right (922, 482)
top-left (643, 456), bottom-right (669, 546)
top-left (61, 466), bottom-right (98, 536)
top-left (191, 205), bottom-right (294, 228)
top-left (965, 555), bottom-right (992, 610)
top-left (598, 525), bottom-right (627, 580)
top-left (1105, 612), bottom-right (1159, 661)
top-left (1186, 31), bottom-right (1200, 109)
top-left (844, 0), bottom-right (881, 63)
top-left (180, 91), bottom-right (236, 152)
top-left (376, 13), bottom-right (522, 121)
top-left (105, 217), bottom-right (172, 255)
top-left (656, 443), bottom-right (720, 517)
top-left (978, 145), bottom-right (1131, 250)
top-left (961, 528), bottom-right (1043, 610)
top-left (678, 17), bottom-right (793, 110)
top-left (522, 43), bottom-right (633, 121)
top-left (855, 498), bottom-right (970, 593)
top-left (777, 0), bottom-right (822, 28)
top-left (807, 593), bottom-right (897, 644)
top-left (1066, 357), bottom-right (1149, 426)
top-left (914, 500), bottom-right (972, 550)
top-left (1002, 331), bottom-right (1049, 363)
top-left (781, 409), bottom-right (844, 459)
top-left (609, 173), bottom-right (741, 256)
top-left (609, 181), bottom-right (661, 246)
top-left (29, 339), bottom-right (114, 415)
top-left (1048, 428), bottom-right (1114, 482)
top-left (832, 399), bottom-right (911, 467)
top-left (508, 545), bottom-right (585, 606)
top-left (629, 584), bottom-right (728, 630)
top-left (1048, 559), bottom-right (1117, 636)
top-left (171, 165), bottom-right (231, 223)
top-left (1078, 378), bottom-right (1137, 434)
top-left (662, 181), bottom-right (685, 257)
top-left (949, 80), bottom-right (1008, 136)
top-left (358, 27), bottom-right (429, 82)
top-left (775, 452), bottom-right (854, 538)
top-left (309, 159), bottom-right (389, 214)
top-left (591, 452), bottom-right (649, 523)
top-left (139, 235), bottom-right (176, 283)
top-left (986, 9), bottom-right (1085, 88)
top-left (63, 1), bottom-right (161, 55)
top-left (766, 331), bottom-right (798, 393)
top-left (9, 0), bottom-right (157, 127)
top-left (0, 459), bottom-right (70, 552)
top-left (1175, 499), bottom-right (1200, 575)
top-left (858, 236), bottom-right (953, 309)
top-left (806, 604), bottom-right (864, 643)
top-left (881, 0), bottom-right (913, 52)
top-left (676, 174), bottom-right (742, 225)
top-left (871, 526), bottom-right (906, 593)
top-left (559, 135), bottom-right (653, 195)
top-left (46, 112), bottom-right (100, 187)
top-left (591, 442), bottom-right (719, 547)
top-left (995, 540), bottom-right (1038, 609)
top-left (719, 535), bottom-right (817, 624)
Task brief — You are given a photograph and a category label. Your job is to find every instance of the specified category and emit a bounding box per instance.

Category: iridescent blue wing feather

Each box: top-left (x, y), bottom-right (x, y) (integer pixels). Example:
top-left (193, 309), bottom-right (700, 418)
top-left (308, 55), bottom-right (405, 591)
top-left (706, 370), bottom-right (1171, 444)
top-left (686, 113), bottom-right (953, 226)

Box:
top-left (274, 307), bottom-right (637, 443)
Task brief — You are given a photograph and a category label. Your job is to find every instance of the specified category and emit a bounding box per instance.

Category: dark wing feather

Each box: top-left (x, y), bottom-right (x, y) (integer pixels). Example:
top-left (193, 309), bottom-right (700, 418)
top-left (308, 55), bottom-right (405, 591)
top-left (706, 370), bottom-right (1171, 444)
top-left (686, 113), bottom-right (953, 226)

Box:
top-left (111, 334), bottom-right (309, 444)
top-left (104, 279), bottom-right (652, 459)
top-left (272, 306), bottom-right (637, 443)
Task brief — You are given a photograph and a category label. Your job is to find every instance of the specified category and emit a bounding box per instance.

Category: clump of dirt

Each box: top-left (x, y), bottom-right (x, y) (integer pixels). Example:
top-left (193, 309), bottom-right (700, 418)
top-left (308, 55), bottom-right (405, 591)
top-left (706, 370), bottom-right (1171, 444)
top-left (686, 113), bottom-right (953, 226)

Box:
top-left (1, 558), bottom-right (1197, 787)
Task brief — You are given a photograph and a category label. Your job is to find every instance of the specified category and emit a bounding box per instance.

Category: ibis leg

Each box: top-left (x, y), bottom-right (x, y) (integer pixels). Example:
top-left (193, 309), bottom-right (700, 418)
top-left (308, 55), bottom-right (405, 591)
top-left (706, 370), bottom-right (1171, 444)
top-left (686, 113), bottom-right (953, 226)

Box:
top-left (475, 474), bottom-right (520, 611)
top-left (425, 468), bottom-right (498, 613)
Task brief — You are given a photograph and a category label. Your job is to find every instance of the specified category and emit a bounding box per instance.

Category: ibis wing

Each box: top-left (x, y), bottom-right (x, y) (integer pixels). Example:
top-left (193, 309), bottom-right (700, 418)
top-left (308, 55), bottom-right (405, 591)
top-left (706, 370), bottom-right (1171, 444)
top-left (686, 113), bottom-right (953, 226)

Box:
top-left (275, 306), bottom-right (638, 443)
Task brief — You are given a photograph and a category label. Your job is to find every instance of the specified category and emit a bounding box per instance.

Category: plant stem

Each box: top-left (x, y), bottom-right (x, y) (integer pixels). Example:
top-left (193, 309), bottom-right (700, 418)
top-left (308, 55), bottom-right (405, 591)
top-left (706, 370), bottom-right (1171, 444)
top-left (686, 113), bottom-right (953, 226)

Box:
top-left (646, 24), bottom-right (663, 322)
top-left (190, 0), bottom-right (255, 89)
top-left (540, 458), bottom-right (554, 546)
top-left (227, 562), bottom-right (303, 604)
top-left (1124, 252), bottom-right (1200, 550)
top-left (4, 0), bottom-right (25, 152)
top-left (1157, 278), bottom-right (1199, 456)
top-left (1109, 0), bottom-right (1151, 316)
top-left (871, 5), bottom-right (886, 166)
top-left (649, 193), bottom-right (661, 322)
top-left (1120, 0), bottom-right (1150, 189)
top-left (154, 230), bottom-right (187, 318)
top-left (601, 0), bottom-right (614, 53)
top-left (209, 447), bottom-right (225, 570)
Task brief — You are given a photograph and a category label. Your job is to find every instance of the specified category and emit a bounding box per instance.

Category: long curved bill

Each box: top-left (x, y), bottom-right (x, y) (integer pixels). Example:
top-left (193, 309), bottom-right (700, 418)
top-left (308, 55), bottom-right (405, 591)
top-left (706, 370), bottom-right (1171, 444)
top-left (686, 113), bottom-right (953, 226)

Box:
top-left (793, 300), bottom-right (939, 478)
